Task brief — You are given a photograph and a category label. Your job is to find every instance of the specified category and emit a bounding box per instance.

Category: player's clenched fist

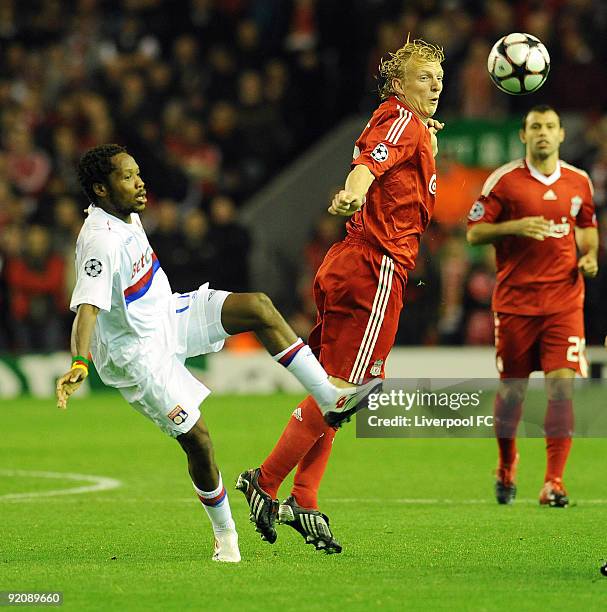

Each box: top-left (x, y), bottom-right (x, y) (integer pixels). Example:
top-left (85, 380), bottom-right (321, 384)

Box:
top-left (328, 190), bottom-right (364, 217)
top-left (56, 368), bottom-right (87, 410)
top-left (427, 118), bottom-right (444, 157)
top-left (578, 252), bottom-right (598, 278)
top-left (514, 215), bottom-right (551, 240)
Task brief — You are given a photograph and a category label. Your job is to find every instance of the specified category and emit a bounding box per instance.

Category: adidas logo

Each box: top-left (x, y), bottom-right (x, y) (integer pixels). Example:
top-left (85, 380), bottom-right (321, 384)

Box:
top-left (542, 189), bottom-right (557, 200)
top-left (292, 407), bottom-right (302, 421)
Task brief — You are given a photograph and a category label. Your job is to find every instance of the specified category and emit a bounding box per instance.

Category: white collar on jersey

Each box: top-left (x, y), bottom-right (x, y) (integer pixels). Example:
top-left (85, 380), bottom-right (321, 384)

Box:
top-left (87, 203), bottom-right (138, 225)
top-left (526, 159), bottom-right (561, 185)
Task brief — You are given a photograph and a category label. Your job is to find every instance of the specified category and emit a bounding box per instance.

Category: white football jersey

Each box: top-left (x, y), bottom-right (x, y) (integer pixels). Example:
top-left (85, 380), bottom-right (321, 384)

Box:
top-left (70, 205), bottom-right (175, 387)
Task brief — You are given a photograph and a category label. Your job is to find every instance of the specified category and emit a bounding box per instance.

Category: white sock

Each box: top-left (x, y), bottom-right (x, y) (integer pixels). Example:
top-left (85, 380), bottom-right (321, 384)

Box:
top-left (193, 473), bottom-right (235, 534)
top-left (273, 338), bottom-right (338, 409)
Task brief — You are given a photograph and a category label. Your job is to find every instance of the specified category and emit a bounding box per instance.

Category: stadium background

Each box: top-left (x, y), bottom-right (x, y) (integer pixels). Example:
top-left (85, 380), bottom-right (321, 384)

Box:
top-left (2, 3), bottom-right (607, 609)
top-left (0, 0), bottom-right (606, 389)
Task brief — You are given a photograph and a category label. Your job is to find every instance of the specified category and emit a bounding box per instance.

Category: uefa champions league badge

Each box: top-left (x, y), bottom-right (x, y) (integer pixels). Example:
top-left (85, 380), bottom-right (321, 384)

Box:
top-left (371, 143), bottom-right (389, 162)
top-left (84, 258), bottom-right (103, 277)
top-left (468, 201), bottom-right (485, 222)
top-left (168, 405), bottom-right (188, 425)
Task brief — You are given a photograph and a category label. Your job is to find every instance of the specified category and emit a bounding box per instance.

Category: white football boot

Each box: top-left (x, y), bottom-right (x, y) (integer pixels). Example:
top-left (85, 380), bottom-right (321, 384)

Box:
top-left (212, 529), bottom-right (241, 563)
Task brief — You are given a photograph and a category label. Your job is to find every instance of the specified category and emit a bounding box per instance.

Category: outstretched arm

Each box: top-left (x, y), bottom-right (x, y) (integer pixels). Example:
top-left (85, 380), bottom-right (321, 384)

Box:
top-left (56, 304), bottom-right (100, 409)
top-left (328, 164), bottom-right (375, 217)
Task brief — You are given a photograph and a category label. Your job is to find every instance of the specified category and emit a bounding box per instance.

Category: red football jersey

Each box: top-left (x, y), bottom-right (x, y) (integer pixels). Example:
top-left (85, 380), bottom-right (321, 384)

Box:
top-left (347, 96), bottom-right (436, 269)
top-left (467, 159), bottom-right (597, 315)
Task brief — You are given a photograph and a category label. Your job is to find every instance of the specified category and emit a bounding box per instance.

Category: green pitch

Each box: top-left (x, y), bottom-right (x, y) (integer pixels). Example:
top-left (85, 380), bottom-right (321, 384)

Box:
top-left (1, 394), bottom-right (606, 611)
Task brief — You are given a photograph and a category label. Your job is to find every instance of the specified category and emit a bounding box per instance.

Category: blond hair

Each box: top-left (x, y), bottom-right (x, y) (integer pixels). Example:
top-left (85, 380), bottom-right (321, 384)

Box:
top-left (378, 36), bottom-right (445, 100)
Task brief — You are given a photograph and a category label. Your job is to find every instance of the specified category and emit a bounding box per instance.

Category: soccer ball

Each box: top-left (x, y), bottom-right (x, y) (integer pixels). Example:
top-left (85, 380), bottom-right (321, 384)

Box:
top-left (487, 33), bottom-right (550, 95)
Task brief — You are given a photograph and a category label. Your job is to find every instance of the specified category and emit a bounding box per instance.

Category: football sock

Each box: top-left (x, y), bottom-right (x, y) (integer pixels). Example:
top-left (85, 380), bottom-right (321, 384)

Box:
top-left (272, 339), bottom-right (338, 411)
top-left (259, 395), bottom-right (327, 498)
top-left (291, 426), bottom-right (336, 510)
top-left (493, 393), bottom-right (522, 470)
top-left (193, 473), bottom-right (236, 534)
top-left (544, 399), bottom-right (573, 481)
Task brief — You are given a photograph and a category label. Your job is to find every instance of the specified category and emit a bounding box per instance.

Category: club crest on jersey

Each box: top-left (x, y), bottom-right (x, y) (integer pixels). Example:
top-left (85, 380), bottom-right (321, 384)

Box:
top-left (570, 195), bottom-right (583, 217)
top-left (428, 174), bottom-right (437, 195)
top-left (84, 258), bottom-right (102, 277)
top-left (370, 359), bottom-right (383, 376)
top-left (353, 145), bottom-right (361, 160)
top-left (168, 405), bottom-right (188, 425)
top-left (371, 143), bottom-right (389, 162)
top-left (468, 201), bottom-right (485, 222)
top-left (547, 216), bottom-right (571, 238)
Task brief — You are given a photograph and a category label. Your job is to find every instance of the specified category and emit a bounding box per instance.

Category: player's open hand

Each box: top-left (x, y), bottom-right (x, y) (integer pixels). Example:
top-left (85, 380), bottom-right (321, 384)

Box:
top-left (56, 368), bottom-right (87, 410)
top-left (328, 190), bottom-right (364, 216)
top-left (515, 216), bottom-right (551, 240)
top-left (578, 252), bottom-right (599, 278)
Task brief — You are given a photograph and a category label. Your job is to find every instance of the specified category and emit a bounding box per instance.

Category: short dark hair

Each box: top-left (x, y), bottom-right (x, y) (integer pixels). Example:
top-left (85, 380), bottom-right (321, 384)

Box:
top-left (522, 104), bottom-right (561, 130)
top-left (77, 144), bottom-right (127, 203)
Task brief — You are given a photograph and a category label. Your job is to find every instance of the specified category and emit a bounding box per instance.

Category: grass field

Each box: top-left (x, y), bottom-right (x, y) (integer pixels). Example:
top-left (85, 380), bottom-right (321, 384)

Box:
top-left (1, 393), bottom-right (607, 611)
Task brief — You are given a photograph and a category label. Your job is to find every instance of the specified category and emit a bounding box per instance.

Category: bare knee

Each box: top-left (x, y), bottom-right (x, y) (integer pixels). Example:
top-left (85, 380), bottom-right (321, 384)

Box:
top-left (546, 372), bottom-right (574, 401)
top-left (178, 421), bottom-right (214, 458)
top-left (249, 292), bottom-right (279, 329)
top-left (498, 382), bottom-right (527, 406)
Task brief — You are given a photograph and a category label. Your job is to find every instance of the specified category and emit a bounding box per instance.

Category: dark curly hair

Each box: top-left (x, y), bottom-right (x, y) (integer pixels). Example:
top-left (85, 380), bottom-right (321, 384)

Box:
top-left (77, 144), bottom-right (127, 203)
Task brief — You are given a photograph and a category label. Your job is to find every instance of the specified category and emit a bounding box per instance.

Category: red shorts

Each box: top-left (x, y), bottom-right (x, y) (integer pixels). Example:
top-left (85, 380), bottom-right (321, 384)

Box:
top-left (308, 237), bottom-right (407, 384)
top-left (494, 309), bottom-right (587, 378)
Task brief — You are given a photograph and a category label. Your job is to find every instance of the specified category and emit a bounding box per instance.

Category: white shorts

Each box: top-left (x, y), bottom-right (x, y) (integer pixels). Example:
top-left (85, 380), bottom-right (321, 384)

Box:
top-left (119, 283), bottom-right (231, 437)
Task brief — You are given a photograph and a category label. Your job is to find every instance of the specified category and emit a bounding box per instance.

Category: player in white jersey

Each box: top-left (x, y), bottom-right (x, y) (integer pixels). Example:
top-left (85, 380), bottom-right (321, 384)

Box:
top-left (55, 144), bottom-right (378, 563)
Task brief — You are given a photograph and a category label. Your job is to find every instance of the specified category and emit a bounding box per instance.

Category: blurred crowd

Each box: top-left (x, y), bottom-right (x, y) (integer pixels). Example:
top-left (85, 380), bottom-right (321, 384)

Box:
top-left (0, 0), bottom-right (606, 352)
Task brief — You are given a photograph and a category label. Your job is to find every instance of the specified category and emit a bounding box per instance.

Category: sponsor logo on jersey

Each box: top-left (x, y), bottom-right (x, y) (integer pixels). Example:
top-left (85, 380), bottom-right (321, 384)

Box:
top-left (371, 142), bottom-right (389, 162)
top-left (428, 173), bottom-right (437, 195)
top-left (542, 189), bottom-right (557, 200)
top-left (168, 405), bottom-right (188, 425)
top-left (124, 252), bottom-right (160, 306)
top-left (570, 195), bottom-right (583, 217)
top-left (370, 359), bottom-right (383, 376)
top-left (131, 247), bottom-right (153, 279)
top-left (84, 258), bottom-right (103, 277)
top-left (546, 216), bottom-right (571, 238)
top-left (468, 201), bottom-right (485, 221)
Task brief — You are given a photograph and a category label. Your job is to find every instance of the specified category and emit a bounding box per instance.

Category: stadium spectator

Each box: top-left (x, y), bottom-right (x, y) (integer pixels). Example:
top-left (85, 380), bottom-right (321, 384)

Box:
top-left (4, 125), bottom-right (51, 197)
top-left (208, 194), bottom-right (251, 292)
top-left (5, 224), bottom-right (66, 352)
top-left (147, 199), bottom-right (183, 284)
top-left (169, 208), bottom-right (216, 293)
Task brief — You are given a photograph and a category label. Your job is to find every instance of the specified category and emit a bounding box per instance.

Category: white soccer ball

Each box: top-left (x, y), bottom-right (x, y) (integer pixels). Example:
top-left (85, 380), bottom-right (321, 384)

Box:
top-left (487, 32), bottom-right (550, 95)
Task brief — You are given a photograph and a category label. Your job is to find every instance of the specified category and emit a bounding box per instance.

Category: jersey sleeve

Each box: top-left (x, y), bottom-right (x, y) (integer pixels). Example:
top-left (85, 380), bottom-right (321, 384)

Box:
top-left (70, 232), bottom-right (119, 313)
top-left (466, 172), bottom-right (507, 227)
top-left (352, 106), bottom-right (421, 178)
top-left (574, 174), bottom-right (597, 229)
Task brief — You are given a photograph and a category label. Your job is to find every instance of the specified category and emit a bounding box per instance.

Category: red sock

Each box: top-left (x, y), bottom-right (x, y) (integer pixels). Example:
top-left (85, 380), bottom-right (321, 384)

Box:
top-left (291, 427), bottom-right (336, 509)
top-left (259, 395), bottom-right (326, 498)
top-left (544, 399), bottom-right (573, 481)
top-left (493, 393), bottom-right (522, 469)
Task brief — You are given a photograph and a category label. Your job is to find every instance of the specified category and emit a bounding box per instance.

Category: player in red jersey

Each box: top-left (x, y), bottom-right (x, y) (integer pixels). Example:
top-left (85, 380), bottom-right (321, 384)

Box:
top-left (467, 105), bottom-right (599, 507)
top-left (237, 38), bottom-right (445, 551)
